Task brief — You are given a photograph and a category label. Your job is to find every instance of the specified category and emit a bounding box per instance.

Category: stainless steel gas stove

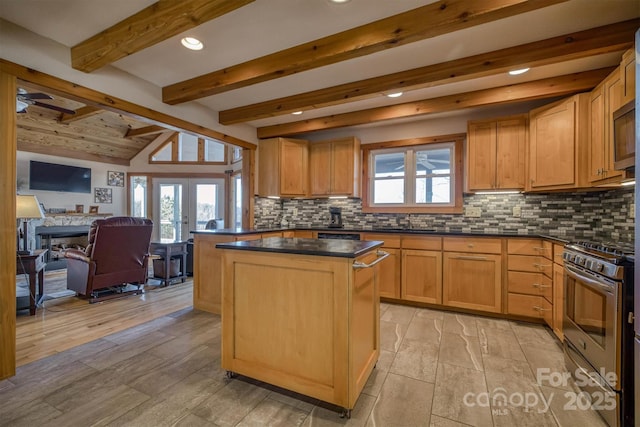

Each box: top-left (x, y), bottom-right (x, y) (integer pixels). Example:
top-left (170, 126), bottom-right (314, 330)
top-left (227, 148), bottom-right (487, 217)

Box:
top-left (562, 240), bottom-right (634, 427)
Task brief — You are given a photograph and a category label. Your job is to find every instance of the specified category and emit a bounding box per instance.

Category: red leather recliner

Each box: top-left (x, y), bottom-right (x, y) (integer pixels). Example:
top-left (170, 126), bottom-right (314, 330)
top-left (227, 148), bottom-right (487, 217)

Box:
top-left (65, 216), bottom-right (153, 302)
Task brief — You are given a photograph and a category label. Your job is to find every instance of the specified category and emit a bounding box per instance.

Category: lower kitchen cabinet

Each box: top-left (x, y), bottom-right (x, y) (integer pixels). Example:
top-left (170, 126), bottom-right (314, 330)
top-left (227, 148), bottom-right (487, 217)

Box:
top-left (442, 252), bottom-right (502, 313)
top-left (508, 293), bottom-right (552, 325)
top-left (552, 244), bottom-right (565, 340)
top-left (401, 249), bottom-right (442, 304)
top-left (378, 248), bottom-right (401, 298)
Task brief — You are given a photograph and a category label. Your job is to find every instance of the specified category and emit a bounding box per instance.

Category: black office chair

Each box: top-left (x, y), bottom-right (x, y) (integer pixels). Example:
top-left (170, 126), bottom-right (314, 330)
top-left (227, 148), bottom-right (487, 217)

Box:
top-left (205, 219), bottom-right (218, 230)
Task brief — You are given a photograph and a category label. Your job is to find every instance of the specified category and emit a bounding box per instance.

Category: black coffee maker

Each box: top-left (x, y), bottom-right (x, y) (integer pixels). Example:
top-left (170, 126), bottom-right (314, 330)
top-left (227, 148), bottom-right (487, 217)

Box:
top-left (328, 207), bottom-right (343, 228)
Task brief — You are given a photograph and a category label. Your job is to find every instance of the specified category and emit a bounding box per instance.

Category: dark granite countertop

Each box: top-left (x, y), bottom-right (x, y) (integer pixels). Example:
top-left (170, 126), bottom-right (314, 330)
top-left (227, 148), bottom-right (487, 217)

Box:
top-left (192, 226), bottom-right (576, 243)
top-left (215, 237), bottom-right (383, 258)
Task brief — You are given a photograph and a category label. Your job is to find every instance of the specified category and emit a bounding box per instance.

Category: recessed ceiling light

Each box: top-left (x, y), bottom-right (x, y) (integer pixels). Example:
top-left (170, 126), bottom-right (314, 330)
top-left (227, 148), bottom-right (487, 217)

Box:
top-left (508, 68), bottom-right (530, 76)
top-left (387, 92), bottom-right (403, 98)
top-left (181, 37), bottom-right (203, 51)
top-left (291, 111), bottom-right (303, 115)
top-left (329, 0), bottom-right (351, 3)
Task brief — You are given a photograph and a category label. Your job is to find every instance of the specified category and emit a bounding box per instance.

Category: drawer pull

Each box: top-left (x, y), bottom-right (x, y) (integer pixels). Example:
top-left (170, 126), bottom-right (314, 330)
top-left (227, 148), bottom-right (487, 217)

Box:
top-left (353, 250), bottom-right (390, 269)
top-left (533, 306), bottom-right (551, 312)
top-left (533, 263), bottom-right (552, 269)
top-left (452, 255), bottom-right (487, 261)
top-left (532, 283), bottom-right (551, 289)
top-left (533, 247), bottom-right (546, 251)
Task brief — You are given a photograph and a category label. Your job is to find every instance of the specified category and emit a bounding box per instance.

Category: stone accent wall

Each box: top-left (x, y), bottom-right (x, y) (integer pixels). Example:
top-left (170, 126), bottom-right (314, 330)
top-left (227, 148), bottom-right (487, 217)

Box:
top-left (24, 214), bottom-right (111, 253)
top-left (254, 187), bottom-right (634, 242)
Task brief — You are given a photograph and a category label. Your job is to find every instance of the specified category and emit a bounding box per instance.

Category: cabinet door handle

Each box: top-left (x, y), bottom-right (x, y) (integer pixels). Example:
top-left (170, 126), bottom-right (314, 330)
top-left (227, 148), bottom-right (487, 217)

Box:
top-left (353, 250), bottom-right (390, 269)
top-left (532, 283), bottom-right (551, 289)
top-left (533, 306), bottom-right (550, 312)
top-left (451, 255), bottom-right (487, 261)
top-left (533, 263), bottom-right (551, 269)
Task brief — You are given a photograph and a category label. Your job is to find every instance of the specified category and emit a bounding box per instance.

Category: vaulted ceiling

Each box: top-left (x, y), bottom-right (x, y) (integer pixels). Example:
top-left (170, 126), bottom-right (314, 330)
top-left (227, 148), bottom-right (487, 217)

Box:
top-left (1, 0), bottom-right (638, 161)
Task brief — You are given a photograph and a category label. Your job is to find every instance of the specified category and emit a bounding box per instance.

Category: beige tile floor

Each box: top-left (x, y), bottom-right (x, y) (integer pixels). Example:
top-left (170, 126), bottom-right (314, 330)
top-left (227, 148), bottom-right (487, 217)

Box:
top-left (0, 303), bottom-right (609, 426)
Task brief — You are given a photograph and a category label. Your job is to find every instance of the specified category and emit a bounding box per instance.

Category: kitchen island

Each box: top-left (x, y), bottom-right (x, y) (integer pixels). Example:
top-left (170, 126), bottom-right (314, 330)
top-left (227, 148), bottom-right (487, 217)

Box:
top-left (217, 237), bottom-right (385, 416)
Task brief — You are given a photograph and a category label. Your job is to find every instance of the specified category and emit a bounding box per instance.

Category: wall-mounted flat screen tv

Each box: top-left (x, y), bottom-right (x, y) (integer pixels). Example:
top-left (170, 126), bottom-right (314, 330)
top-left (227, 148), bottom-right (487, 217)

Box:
top-left (29, 160), bottom-right (92, 193)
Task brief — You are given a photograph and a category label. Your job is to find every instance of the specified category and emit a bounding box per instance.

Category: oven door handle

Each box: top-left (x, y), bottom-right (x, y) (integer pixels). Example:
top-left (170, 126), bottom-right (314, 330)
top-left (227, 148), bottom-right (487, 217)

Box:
top-left (565, 264), bottom-right (614, 295)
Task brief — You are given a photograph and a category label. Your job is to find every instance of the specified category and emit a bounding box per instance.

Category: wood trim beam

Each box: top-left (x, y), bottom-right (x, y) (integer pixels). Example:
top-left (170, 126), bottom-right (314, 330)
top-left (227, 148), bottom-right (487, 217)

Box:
top-left (257, 67), bottom-right (614, 138)
top-left (220, 19), bottom-right (638, 124)
top-left (17, 140), bottom-right (131, 166)
top-left (59, 105), bottom-right (102, 124)
top-left (0, 70), bottom-right (17, 380)
top-left (71, 0), bottom-right (254, 73)
top-left (163, 0), bottom-right (568, 105)
top-left (125, 125), bottom-right (167, 138)
top-left (0, 59), bottom-right (255, 149)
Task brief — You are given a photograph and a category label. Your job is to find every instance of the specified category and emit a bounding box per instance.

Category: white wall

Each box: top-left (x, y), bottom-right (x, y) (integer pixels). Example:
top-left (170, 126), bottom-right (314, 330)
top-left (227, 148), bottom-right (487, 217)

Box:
top-left (16, 151), bottom-right (127, 216)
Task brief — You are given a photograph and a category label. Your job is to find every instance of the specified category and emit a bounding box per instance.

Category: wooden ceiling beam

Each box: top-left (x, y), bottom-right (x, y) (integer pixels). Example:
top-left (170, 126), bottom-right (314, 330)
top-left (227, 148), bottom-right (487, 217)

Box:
top-left (257, 67), bottom-right (613, 138)
top-left (71, 0), bottom-right (254, 73)
top-left (125, 125), bottom-right (167, 138)
top-left (163, 0), bottom-right (568, 105)
top-left (59, 105), bottom-right (102, 124)
top-left (1, 59), bottom-right (255, 149)
top-left (221, 19), bottom-right (638, 125)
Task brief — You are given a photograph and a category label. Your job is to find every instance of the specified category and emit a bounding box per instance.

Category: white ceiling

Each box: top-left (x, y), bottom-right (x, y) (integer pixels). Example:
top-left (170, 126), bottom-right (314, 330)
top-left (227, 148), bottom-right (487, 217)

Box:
top-left (1, 0), bottom-right (638, 135)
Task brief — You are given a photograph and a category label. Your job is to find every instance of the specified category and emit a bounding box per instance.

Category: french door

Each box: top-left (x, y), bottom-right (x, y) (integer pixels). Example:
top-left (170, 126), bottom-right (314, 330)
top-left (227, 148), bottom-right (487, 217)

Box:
top-left (152, 178), bottom-right (225, 242)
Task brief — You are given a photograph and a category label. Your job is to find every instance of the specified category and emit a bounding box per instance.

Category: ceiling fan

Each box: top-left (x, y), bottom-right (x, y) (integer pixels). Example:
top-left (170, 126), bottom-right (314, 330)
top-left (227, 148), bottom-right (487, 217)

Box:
top-left (16, 88), bottom-right (76, 115)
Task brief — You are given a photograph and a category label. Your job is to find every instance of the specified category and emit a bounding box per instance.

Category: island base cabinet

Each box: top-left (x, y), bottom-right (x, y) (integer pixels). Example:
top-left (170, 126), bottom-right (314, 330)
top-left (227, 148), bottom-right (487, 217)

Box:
top-left (220, 250), bottom-right (380, 410)
top-left (193, 234), bottom-right (234, 314)
top-left (442, 252), bottom-right (502, 313)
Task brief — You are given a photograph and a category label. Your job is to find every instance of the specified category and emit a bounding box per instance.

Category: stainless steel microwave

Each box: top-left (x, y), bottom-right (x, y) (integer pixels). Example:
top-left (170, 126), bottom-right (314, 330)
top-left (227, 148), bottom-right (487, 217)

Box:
top-left (613, 99), bottom-right (635, 171)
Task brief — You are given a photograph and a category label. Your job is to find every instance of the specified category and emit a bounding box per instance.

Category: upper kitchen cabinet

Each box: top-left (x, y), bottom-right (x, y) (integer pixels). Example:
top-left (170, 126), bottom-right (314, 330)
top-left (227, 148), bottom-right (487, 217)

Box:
top-left (466, 114), bottom-right (526, 192)
top-left (527, 93), bottom-right (589, 192)
top-left (588, 66), bottom-right (626, 184)
top-left (620, 48), bottom-right (635, 105)
top-left (309, 137), bottom-right (361, 197)
top-left (258, 137), bottom-right (309, 198)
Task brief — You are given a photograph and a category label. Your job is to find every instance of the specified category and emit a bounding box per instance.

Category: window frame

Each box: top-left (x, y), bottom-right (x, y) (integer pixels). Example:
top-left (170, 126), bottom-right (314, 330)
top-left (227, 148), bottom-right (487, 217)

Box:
top-left (362, 134), bottom-right (465, 214)
top-left (148, 132), bottom-right (230, 165)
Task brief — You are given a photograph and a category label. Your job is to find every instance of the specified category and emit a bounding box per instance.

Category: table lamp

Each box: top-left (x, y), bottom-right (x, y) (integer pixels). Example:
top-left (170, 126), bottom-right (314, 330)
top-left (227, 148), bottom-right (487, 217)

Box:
top-left (17, 194), bottom-right (45, 255)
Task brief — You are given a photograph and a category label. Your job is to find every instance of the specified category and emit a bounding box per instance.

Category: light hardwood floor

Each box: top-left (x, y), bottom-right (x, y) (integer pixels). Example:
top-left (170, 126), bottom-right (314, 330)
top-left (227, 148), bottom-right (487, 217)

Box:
top-left (4, 291), bottom-right (609, 426)
top-left (15, 278), bottom-right (192, 367)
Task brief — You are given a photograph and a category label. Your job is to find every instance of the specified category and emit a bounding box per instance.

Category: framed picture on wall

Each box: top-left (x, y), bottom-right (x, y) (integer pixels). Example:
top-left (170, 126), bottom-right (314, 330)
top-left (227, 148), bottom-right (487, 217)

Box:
top-left (94, 187), bottom-right (112, 204)
top-left (89, 205), bottom-right (99, 214)
top-left (107, 170), bottom-right (125, 187)
top-left (75, 204), bottom-right (84, 213)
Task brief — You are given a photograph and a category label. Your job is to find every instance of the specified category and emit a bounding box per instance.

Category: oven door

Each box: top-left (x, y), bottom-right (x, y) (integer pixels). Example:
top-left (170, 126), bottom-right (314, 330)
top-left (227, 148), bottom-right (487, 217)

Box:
top-left (564, 263), bottom-right (619, 387)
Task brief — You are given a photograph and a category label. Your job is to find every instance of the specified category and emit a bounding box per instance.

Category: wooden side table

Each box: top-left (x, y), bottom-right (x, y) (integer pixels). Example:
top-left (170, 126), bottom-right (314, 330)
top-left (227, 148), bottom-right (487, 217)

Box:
top-left (149, 241), bottom-right (188, 286)
top-left (16, 249), bottom-right (47, 315)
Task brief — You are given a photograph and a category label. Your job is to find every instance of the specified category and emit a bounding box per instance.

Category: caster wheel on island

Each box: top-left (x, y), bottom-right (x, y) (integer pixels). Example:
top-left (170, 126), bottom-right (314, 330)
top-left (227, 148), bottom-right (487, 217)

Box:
top-left (225, 371), bottom-right (236, 380)
top-left (340, 409), bottom-right (351, 419)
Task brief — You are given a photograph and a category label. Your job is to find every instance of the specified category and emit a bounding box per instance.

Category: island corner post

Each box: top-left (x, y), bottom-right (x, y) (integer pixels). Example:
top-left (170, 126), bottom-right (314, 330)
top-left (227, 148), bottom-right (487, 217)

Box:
top-left (217, 238), bottom-right (386, 416)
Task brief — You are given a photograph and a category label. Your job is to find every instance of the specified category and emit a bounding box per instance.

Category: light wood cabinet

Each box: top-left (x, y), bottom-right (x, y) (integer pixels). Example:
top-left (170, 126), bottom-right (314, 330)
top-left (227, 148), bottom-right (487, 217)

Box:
top-left (442, 237), bottom-right (502, 313)
top-left (588, 66), bottom-right (628, 184)
top-left (506, 239), bottom-right (553, 326)
top-left (258, 137), bottom-right (309, 197)
top-left (220, 247), bottom-right (380, 411)
top-left (362, 233), bottom-right (400, 299)
top-left (552, 243), bottom-right (565, 340)
top-left (466, 115), bottom-right (526, 191)
top-left (402, 249), bottom-right (442, 304)
top-left (527, 94), bottom-right (589, 191)
top-left (310, 137), bottom-right (361, 197)
top-left (193, 233), bottom-right (234, 314)
top-left (620, 48), bottom-right (635, 105)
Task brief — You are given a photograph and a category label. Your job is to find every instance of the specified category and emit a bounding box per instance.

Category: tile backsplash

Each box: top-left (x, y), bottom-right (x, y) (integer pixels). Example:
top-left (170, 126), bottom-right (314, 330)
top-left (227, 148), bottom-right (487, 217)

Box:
top-left (254, 187), bottom-right (634, 241)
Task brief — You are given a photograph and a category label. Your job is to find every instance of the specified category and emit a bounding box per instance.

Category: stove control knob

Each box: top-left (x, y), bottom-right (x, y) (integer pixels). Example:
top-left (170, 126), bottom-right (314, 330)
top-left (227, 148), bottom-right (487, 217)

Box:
top-left (574, 256), bottom-right (583, 265)
top-left (594, 263), bottom-right (604, 272)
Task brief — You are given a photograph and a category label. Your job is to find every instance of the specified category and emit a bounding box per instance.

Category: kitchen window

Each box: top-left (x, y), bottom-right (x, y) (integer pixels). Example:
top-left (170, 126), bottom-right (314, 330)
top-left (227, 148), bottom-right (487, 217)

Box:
top-left (362, 134), bottom-right (464, 214)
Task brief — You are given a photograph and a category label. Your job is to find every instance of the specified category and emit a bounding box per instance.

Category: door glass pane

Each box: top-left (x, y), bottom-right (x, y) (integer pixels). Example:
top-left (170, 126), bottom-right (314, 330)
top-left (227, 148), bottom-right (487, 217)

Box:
top-left (234, 174), bottom-right (242, 228)
top-left (179, 133), bottom-right (198, 161)
top-left (195, 184), bottom-right (218, 230)
top-left (160, 184), bottom-right (182, 241)
top-left (131, 176), bottom-right (147, 217)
